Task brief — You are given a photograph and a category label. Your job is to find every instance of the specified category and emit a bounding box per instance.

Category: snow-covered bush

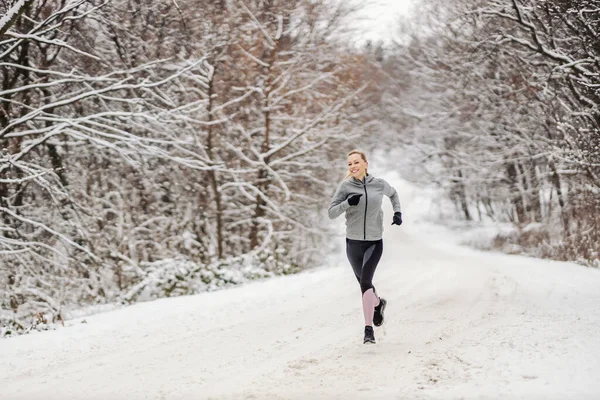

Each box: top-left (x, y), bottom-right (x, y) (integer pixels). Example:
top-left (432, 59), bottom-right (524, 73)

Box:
top-left (122, 247), bottom-right (298, 303)
top-left (1, 311), bottom-right (64, 338)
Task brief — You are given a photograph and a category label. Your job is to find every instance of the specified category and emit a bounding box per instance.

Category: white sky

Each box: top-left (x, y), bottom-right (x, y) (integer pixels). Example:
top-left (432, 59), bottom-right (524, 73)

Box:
top-left (354, 0), bottom-right (416, 44)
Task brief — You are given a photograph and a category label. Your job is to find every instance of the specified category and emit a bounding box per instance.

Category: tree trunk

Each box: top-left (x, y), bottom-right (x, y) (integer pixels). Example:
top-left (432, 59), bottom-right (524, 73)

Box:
top-left (249, 104), bottom-right (271, 250)
top-left (506, 162), bottom-right (525, 223)
top-left (205, 69), bottom-right (224, 259)
top-left (549, 161), bottom-right (568, 233)
top-left (456, 169), bottom-right (472, 221)
top-left (250, 31), bottom-right (279, 250)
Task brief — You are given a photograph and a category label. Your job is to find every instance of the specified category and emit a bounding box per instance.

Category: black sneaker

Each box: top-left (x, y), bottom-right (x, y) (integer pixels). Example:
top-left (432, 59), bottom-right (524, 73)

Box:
top-left (373, 298), bottom-right (387, 327)
top-left (363, 326), bottom-right (376, 344)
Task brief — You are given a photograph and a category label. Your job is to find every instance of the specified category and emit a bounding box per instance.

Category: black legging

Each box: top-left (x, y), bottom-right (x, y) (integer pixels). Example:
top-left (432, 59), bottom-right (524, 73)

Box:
top-left (346, 238), bottom-right (383, 294)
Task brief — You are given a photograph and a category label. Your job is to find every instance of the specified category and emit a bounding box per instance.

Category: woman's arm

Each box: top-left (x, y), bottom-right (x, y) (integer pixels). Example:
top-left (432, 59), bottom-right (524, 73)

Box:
top-left (328, 183), bottom-right (350, 219)
top-left (383, 180), bottom-right (402, 213)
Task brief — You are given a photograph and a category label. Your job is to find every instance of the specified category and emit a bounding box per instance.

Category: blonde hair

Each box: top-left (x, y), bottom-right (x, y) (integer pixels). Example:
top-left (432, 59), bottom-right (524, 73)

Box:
top-left (345, 149), bottom-right (368, 180)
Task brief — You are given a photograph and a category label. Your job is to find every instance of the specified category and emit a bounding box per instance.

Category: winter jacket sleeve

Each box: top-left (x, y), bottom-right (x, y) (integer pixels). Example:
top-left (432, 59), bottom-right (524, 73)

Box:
top-left (383, 179), bottom-right (402, 213)
top-left (328, 182), bottom-right (350, 219)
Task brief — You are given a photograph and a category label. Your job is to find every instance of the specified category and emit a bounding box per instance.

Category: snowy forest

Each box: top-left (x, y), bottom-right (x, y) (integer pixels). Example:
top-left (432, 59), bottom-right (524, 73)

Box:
top-left (1, 0), bottom-right (599, 335)
top-left (383, 0), bottom-right (600, 265)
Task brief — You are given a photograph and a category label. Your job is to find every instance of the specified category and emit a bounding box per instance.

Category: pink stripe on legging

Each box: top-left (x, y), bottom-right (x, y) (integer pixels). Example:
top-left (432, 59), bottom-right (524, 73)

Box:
top-left (362, 288), bottom-right (380, 326)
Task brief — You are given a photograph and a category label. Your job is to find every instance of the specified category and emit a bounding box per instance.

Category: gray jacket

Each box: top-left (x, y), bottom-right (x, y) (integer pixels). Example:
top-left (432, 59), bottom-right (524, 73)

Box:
top-left (328, 175), bottom-right (402, 241)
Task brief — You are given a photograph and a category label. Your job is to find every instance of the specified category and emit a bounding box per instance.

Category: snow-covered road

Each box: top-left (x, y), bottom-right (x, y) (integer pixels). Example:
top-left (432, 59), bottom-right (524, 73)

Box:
top-left (2, 180), bottom-right (600, 400)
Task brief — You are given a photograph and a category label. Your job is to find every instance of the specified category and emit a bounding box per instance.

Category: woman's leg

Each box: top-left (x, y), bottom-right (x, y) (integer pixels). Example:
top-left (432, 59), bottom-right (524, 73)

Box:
top-left (346, 238), bottom-right (365, 285)
top-left (358, 240), bottom-right (383, 294)
top-left (360, 240), bottom-right (383, 325)
top-left (346, 239), bottom-right (384, 325)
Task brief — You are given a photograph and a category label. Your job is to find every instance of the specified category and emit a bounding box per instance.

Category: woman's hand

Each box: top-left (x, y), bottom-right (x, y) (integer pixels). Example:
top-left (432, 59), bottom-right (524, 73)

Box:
top-left (392, 212), bottom-right (403, 225)
top-left (347, 194), bottom-right (362, 206)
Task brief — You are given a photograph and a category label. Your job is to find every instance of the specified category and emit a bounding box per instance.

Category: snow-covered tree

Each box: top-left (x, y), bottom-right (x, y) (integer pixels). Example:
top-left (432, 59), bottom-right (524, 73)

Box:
top-left (1, 0), bottom-right (380, 334)
top-left (380, 0), bottom-right (599, 265)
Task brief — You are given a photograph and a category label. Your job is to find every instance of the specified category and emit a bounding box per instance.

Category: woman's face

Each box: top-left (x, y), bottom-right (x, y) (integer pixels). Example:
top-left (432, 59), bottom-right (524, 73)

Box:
top-left (348, 153), bottom-right (367, 180)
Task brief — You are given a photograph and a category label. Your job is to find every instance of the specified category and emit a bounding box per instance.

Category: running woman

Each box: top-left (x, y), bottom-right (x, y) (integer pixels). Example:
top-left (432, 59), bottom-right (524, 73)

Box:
top-left (328, 150), bottom-right (403, 344)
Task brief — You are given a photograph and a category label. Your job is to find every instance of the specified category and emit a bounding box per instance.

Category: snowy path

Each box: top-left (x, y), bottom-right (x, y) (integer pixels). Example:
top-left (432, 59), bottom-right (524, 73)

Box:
top-left (2, 183), bottom-right (600, 399)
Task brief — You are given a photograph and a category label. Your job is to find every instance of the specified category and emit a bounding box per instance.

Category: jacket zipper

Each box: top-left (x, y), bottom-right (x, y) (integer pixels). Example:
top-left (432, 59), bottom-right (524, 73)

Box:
top-left (363, 180), bottom-right (368, 240)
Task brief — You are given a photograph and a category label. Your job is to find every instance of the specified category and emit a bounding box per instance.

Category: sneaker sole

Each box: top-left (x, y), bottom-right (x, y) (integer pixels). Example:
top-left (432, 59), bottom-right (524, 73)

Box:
top-left (374, 299), bottom-right (387, 327)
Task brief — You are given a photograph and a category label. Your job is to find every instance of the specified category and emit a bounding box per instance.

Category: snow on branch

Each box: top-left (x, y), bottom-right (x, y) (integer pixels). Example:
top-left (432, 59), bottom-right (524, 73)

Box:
top-left (0, 57), bottom-right (208, 139)
top-left (238, 0), bottom-right (276, 48)
top-left (0, 206), bottom-right (99, 262)
top-left (263, 83), bottom-right (369, 160)
top-left (4, 32), bottom-right (101, 60)
top-left (0, 0), bottom-right (33, 36)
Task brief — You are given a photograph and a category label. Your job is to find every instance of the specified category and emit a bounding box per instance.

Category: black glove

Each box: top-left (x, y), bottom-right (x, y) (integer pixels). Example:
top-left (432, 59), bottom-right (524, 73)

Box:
top-left (347, 193), bottom-right (362, 206)
top-left (392, 211), bottom-right (403, 225)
